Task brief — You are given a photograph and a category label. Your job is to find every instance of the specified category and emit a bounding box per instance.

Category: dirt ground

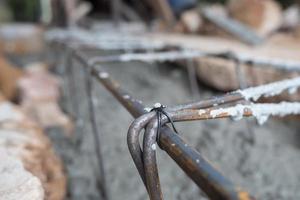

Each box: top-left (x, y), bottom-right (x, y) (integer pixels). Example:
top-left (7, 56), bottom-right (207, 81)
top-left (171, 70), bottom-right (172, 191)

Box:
top-left (36, 50), bottom-right (300, 200)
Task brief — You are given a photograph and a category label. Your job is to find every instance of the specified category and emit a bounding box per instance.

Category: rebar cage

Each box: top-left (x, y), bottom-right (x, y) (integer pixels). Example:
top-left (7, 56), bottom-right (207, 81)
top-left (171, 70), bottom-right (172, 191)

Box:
top-left (48, 26), bottom-right (300, 200)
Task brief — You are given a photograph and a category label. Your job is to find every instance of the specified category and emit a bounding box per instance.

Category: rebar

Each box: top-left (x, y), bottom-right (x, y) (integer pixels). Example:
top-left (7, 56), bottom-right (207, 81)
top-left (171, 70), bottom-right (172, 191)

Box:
top-left (50, 28), bottom-right (300, 200)
top-left (71, 49), bottom-right (261, 200)
top-left (84, 65), bottom-right (109, 200)
top-left (47, 28), bottom-right (300, 72)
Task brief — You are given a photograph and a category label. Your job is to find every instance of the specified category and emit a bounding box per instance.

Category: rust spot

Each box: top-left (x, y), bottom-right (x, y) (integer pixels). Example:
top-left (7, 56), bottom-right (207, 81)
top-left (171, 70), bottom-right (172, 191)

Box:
top-left (184, 157), bottom-right (197, 171)
top-left (238, 191), bottom-right (253, 200)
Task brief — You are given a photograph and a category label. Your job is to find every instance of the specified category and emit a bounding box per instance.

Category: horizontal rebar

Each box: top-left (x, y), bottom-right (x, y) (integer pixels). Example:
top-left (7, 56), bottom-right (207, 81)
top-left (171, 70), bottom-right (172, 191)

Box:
top-left (48, 29), bottom-right (300, 72)
top-left (46, 28), bottom-right (169, 50)
top-left (88, 50), bottom-right (204, 64)
top-left (162, 102), bottom-right (300, 124)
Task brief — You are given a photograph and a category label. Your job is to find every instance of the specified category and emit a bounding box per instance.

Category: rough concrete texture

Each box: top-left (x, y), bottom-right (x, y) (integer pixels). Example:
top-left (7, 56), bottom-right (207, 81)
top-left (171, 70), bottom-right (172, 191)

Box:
top-left (48, 51), bottom-right (300, 200)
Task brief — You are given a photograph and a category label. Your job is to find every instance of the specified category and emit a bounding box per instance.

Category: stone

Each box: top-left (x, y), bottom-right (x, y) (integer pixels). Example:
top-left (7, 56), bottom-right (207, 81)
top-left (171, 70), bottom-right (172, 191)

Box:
top-left (0, 100), bottom-right (66, 200)
top-left (0, 150), bottom-right (44, 200)
top-left (228, 0), bottom-right (283, 37)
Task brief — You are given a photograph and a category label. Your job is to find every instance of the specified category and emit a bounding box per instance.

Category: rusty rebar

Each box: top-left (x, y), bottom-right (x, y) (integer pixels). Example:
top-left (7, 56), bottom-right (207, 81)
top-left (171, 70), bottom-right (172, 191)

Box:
top-left (69, 46), bottom-right (300, 199)
top-left (127, 112), bottom-right (155, 188)
top-left (186, 59), bottom-right (200, 99)
top-left (43, 25), bottom-right (300, 200)
top-left (89, 60), bottom-right (300, 199)
top-left (71, 49), bottom-right (257, 200)
top-left (126, 91), bottom-right (248, 196)
top-left (65, 47), bottom-right (80, 118)
top-left (84, 65), bottom-right (109, 200)
top-left (143, 118), bottom-right (164, 200)
top-left (111, 0), bottom-right (121, 26)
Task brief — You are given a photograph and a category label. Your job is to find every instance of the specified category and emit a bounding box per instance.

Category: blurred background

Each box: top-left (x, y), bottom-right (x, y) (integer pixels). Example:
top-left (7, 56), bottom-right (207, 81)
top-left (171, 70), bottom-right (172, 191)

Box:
top-left (0, 0), bottom-right (299, 200)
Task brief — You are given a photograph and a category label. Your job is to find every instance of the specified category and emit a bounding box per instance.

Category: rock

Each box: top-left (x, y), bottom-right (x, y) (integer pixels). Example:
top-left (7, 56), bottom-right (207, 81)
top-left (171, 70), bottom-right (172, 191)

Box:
top-left (195, 56), bottom-right (300, 101)
top-left (0, 151), bottom-right (44, 200)
top-left (0, 56), bottom-right (23, 100)
top-left (195, 57), bottom-right (239, 90)
top-left (0, 100), bottom-right (66, 200)
top-left (228, 0), bottom-right (283, 37)
top-left (18, 63), bottom-right (73, 135)
top-left (147, 32), bottom-right (300, 101)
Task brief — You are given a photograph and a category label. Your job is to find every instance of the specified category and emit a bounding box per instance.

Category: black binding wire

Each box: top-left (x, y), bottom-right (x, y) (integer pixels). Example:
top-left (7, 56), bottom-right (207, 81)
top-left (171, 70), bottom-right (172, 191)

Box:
top-left (151, 103), bottom-right (179, 141)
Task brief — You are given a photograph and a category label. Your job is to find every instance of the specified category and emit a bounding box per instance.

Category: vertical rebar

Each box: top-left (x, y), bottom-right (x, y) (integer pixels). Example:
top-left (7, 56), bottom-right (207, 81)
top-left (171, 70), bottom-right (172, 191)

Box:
top-left (111, 0), bottom-right (121, 26)
top-left (64, 47), bottom-right (81, 119)
top-left (234, 57), bottom-right (256, 175)
top-left (186, 59), bottom-right (200, 99)
top-left (84, 65), bottom-right (109, 200)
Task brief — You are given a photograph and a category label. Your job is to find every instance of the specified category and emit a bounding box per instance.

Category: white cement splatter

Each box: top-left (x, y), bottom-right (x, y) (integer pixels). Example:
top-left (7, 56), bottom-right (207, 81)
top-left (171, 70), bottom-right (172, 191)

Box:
top-left (198, 110), bottom-right (206, 115)
top-left (208, 102), bottom-right (300, 125)
top-left (151, 144), bottom-right (156, 151)
top-left (123, 95), bottom-right (130, 99)
top-left (288, 87), bottom-right (298, 95)
top-left (99, 72), bottom-right (109, 79)
top-left (237, 77), bottom-right (300, 101)
top-left (154, 103), bottom-right (162, 108)
top-left (209, 104), bottom-right (246, 121)
top-left (118, 50), bottom-right (204, 63)
top-left (144, 107), bottom-right (152, 112)
top-left (46, 28), bottom-right (166, 50)
top-left (46, 28), bottom-right (300, 71)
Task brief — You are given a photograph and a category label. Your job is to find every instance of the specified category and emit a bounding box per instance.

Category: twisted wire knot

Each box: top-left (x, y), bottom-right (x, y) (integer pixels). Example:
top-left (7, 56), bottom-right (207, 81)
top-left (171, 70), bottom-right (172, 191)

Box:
top-left (150, 103), bottom-right (178, 141)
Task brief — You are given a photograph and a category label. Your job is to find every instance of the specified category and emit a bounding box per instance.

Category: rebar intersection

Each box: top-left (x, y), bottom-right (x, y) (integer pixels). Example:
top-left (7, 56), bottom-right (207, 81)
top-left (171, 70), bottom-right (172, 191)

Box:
top-left (127, 77), bottom-right (300, 200)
